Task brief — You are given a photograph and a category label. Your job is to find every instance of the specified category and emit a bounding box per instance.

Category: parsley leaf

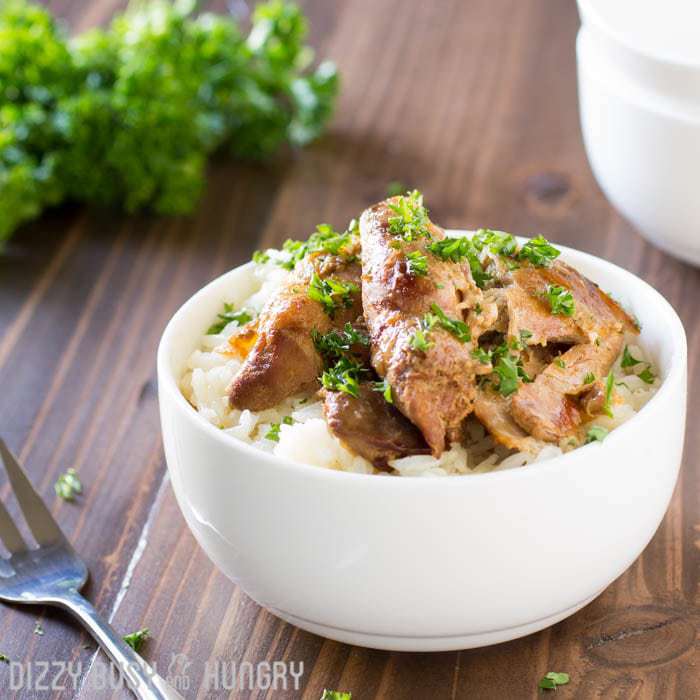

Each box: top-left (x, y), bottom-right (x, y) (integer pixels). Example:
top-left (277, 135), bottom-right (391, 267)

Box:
top-left (206, 303), bottom-right (253, 335)
top-left (517, 235), bottom-right (561, 267)
top-left (387, 190), bottom-right (432, 241)
top-left (603, 371), bottom-right (615, 417)
top-left (429, 303), bottom-right (471, 342)
top-left (312, 323), bottom-right (369, 362)
top-left (585, 426), bottom-right (608, 443)
top-left (621, 345), bottom-right (642, 368)
top-left (410, 326), bottom-right (432, 352)
top-left (638, 367), bottom-right (655, 384)
top-left (307, 274), bottom-right (358, 318)
top-left (279, 224), bottom-right (357, 270)
top-left (494, 354), bottom-right (520, 396)
top-left (252, 250), bottom-right (270, 264)
top-left (321, 357), bottom-right (366, 398)
top-left (538, 671), bottom-right (570, 690)
top-left (583, 372), bottom-right (596, 385)
top-left (555, 357), bottom-right (566, 369)
top-left (471, 347), bottom-right (492, 364)
top-left (54, 468), bottom-right (82, 501)
top-left (123, 628), bottom-right (149, 653)
top-left (544, 284), bottom-right (575, 316)
top-left (372, 378), bottom-right (393, 404)
top-left (406, 250), bottom-right (428, 277)
top-left (472, 228), bottom-right (518, 256)
top-left (320, 691), bottom-right (352, 700)
top-left (427, 236), bottom-right (492, 288)
top-left (265, 416), bottom-right (293, 442)
top-left (0, 654), bottom-right (8, 663)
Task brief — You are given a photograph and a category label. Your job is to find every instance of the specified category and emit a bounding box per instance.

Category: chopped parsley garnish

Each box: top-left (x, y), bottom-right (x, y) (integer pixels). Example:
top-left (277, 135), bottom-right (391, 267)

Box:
top-left (312, 323), bottom-right (369, 362)
top-left (621, 345), bottom-right (642, 368)
top-left (307, 274), bottom-right (358, 318)
top-left (265, 416), bottom-right (293, 442)
top-left (538, 672), bottom-right (570, 690)
top-left (386, 181), bottom-right (406, 197)
top-left (265, 424), bottom-right (281, 442)
top-left (278, 223), bottom-right (357, 270)
top-left (429, 303), bottom-right (471, 342)
top-left (494, 355), bottom-right (520, 396)
top-left (387, 190), bottom-right (432, 241)
top-left (252, 250), bottom-right (270, 264)
top-left (585, 425), bottom-right (608, 443)
top-left (320, 691), bottom-right (352, 700)
top-left (54, 469), bottom-right (82, 501)
top-left (410, 326), bottom-right (433, 353)
top-left (555, 358), bottom-right (566, 368)
top-left (0, 654), bottom-right (8, 663)
top-left (123, 628), bottom-right (149, 653)
top-left (406, 250), bottom-right (428, 277)
top-left (471, 347), bottom-right (492, 364)
top-left (517, 235), bottom-right (561, 267)
top-left (620, 345), bottom-right (655, 383)
top-left (544, 284), bottom-right (575, 316)
top-left (372, 378), bottom-right (393, 404)
top-left (583, 372), bottom-right (596, 385)
top-left (427, 236), bottom-right (491, 288)
top-left (474, 303), bottom-right (482, 315)
top-left (472, 228), bottom-right (518, 257)
top-left (206, 303), bottom-right (254, 335)
top-left (519, 329), bottom-right (533, 342)
top-left (603, 371), bottom-right (615, 417)
top-left (638, 367), bottom-right (655, 384)
top-left (321, 357), bottom-right (366, 398)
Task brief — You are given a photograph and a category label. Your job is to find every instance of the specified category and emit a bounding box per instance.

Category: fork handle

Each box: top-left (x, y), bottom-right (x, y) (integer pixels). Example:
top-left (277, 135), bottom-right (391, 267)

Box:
top-left (56, 591), bottom-right (183, 700)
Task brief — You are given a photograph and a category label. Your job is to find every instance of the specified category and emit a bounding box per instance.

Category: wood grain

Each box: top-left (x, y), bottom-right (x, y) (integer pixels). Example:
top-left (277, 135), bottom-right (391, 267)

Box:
top-left (0, 0), bottom-right (697, 698)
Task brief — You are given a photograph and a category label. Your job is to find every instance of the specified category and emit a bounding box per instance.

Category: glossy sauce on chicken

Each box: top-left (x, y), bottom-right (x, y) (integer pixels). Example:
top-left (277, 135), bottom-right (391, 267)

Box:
top-left (360, 196), bottom-right (486, 456)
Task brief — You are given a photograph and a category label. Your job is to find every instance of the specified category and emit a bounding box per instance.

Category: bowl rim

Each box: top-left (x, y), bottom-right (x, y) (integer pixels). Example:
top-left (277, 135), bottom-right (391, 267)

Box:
top-left (576, 0), bottom-right (700, 71)
top-left (157, 233), bottom-right (687, 485)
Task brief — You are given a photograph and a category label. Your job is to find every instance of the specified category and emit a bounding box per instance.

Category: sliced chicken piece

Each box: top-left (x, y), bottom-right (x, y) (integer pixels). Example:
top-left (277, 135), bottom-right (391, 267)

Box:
top-left (229, 249), bottom-right (362, 411)
top-left (474, 389), bottom-right (545, 454)
top-left (322, 384), bottom-right (430, 469)
top-left (360, 198), bottom-right (485, 456)
top-left (510, 332), bottom-right (625, 442)
top-left (503, 285), bottom-right (587, 346)
top-left (511, 262), bottom-right (638, 340)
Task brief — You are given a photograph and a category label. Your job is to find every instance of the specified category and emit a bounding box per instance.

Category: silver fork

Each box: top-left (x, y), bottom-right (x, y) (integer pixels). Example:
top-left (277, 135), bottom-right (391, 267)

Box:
top-left (0, 439), bottom-right (182, 700)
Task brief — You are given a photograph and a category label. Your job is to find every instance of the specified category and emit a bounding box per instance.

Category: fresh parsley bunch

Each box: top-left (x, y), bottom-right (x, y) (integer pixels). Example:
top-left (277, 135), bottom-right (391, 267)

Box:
top-left (0, 0), bottom-right (339, 244)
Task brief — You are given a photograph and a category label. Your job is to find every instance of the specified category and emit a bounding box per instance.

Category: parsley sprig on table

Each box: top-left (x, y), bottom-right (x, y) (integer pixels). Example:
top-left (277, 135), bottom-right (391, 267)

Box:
top-left (54, 469), bottom-right (82, 501)
top-left (123, 628), bottom-right (149, 654)
top-left (0, 0), bottom-right (339, 245)
top-left (538, 671), bottom-right (570, 690)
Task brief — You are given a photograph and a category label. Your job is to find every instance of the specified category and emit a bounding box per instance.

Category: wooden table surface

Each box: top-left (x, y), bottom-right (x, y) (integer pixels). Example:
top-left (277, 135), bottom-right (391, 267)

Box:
top-left (1, 1), bottom-right (698, 698)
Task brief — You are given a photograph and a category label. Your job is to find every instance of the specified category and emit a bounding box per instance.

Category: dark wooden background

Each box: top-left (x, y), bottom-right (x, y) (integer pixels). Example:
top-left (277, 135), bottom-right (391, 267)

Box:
top-left (1, 0), bottom-right (698, 698)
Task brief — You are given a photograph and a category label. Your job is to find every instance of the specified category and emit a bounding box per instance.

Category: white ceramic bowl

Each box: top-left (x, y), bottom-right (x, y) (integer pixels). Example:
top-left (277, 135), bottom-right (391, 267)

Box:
top-left (157, 236), bottom-right (687, 651)
top-left (576, 1), bottom-right (700, 265)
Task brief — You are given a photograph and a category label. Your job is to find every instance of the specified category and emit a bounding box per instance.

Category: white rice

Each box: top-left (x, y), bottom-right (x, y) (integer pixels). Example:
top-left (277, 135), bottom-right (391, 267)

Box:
top-left (180, 258), bottom-right (660, 477)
